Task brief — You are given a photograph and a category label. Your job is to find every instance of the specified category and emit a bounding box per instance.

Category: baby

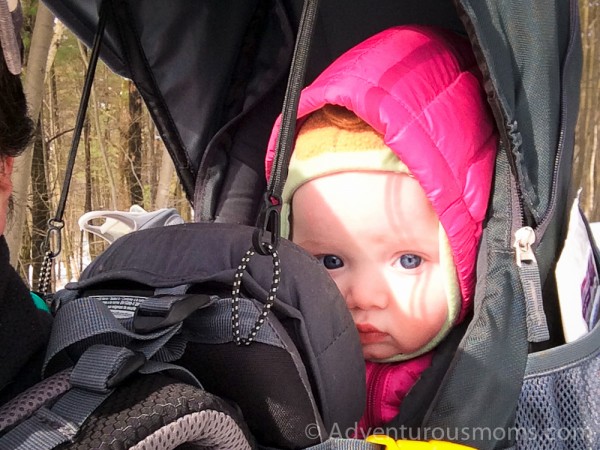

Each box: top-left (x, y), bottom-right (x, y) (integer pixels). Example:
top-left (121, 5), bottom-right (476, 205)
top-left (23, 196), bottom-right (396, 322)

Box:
top-left (265, 25), bottom-right (497, 430)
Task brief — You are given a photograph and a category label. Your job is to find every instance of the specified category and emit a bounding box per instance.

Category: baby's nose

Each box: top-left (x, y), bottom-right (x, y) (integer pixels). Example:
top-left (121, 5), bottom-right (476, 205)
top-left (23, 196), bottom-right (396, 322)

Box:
top-left (344, 272), bottom-right (391, 311)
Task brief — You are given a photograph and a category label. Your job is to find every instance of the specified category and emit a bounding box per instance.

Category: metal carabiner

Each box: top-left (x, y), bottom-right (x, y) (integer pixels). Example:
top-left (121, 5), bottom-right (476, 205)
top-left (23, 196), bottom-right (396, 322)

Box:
top-left (252, 193), bottom-right (282, 256)
top-left (42, 218), bottom-right (65, 258)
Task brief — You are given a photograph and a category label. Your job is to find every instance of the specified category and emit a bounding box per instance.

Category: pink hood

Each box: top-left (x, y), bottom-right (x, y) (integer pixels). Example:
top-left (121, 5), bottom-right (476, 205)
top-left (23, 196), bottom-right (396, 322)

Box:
top-left (265, 25), bottom-right (497, 319)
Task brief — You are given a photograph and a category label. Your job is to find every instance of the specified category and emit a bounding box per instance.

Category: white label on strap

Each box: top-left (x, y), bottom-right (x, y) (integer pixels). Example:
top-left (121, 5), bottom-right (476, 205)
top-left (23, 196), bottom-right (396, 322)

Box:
top-left (90, 295), bottom-right (146, 320)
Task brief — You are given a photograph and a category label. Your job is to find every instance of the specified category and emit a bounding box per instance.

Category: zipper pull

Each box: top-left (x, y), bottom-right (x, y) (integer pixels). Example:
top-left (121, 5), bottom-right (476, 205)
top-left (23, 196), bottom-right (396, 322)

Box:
top-left (513, 226), bottom-right (549, 343)
top-left (514, 226), bottom-right (536, 267)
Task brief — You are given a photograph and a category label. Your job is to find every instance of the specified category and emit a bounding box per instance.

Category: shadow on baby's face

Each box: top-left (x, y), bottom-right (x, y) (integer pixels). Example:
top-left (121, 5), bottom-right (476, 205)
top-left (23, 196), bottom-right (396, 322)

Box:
top-left (291, 170), bottom-right (448, 361)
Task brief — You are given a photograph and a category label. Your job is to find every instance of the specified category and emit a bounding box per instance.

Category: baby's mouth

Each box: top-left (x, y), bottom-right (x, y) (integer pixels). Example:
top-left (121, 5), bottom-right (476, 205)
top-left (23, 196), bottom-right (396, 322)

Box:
top-left (355, 323), bottom-right (388, 345)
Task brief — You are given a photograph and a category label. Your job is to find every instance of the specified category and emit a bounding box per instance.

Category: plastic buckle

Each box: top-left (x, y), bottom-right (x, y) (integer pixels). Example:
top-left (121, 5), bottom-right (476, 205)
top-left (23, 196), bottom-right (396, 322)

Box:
top-left (133, 294), bottom-right (214, 333)
top-left (366, 435), bottom-right (401, 449)
top-left (365, 436), bottom-right (476, 449)
top-left (253, 193), bottom-right (281, 256)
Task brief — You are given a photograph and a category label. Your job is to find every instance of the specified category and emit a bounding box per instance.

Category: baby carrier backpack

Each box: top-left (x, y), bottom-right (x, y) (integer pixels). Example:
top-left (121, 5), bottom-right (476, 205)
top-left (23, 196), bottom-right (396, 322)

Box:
top-left (2, 0), bottom-right (598, 449)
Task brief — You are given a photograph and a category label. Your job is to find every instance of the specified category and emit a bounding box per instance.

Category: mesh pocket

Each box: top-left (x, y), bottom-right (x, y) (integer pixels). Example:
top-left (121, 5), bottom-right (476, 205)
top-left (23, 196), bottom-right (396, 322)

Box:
top-left (514, 323), bottom-right (600, 449)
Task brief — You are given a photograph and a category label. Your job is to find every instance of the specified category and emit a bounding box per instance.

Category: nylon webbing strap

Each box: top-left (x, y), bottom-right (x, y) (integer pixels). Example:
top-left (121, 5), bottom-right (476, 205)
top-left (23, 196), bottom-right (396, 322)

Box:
top-left (139, 360), bottom-right (201, 388)
top-left (0, 347), bottom-right (122, 450)
top-left (185, 297), bottom-right (283, 346)
top-left (44, 296), bottom-right (182, 374)
top-left (517, 263), bottom-right (550, 343)
top-left (305, 439), bottom-right (383, 449)
top-left (70, 345), bottom-right (140, 393)
top-left (254, 0), bottom-right (320, 254)
top-left (0, 406), bottom-right (81, 450)
top-left (267, 0), bottom-right (320, 197)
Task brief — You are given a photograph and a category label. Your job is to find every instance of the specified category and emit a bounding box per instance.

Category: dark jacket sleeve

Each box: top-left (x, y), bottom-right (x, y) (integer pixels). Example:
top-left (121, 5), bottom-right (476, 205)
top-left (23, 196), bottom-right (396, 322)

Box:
top-left (0, 236), bottom-right (52, 404)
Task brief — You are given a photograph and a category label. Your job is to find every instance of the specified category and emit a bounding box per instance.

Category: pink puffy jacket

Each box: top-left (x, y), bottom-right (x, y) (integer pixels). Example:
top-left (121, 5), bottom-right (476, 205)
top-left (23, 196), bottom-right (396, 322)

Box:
top-left (265, 26), bottom-right (497, 430)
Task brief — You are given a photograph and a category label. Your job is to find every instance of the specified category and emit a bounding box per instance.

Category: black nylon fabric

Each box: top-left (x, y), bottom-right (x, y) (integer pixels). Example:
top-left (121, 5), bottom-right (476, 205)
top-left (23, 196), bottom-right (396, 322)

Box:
top-left (180, 342), bottom-right (322, 449)
top-left (66, 223), bottom-right (365, 439)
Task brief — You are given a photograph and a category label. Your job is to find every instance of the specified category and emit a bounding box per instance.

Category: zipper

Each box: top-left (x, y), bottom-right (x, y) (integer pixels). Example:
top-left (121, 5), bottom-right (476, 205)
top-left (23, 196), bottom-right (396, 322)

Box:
top-left (366, 362), bottom-right (387, 428)
top-left (528, 0), bottom-right (580, 239)
top-left (511, 0), bottom-right (580, 345)
top-left (513, 226), bottom-right (549, 343)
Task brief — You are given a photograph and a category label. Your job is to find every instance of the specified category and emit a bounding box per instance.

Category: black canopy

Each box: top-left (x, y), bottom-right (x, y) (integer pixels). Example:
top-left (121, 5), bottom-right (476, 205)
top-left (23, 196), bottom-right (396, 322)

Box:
top-left (42, 0), bottom-right (580, 228)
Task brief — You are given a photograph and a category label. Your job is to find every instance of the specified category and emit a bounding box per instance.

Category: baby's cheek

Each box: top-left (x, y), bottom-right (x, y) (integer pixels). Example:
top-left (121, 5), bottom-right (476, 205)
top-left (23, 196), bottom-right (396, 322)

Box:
top-left (422, 278), bottom-right (449, 331)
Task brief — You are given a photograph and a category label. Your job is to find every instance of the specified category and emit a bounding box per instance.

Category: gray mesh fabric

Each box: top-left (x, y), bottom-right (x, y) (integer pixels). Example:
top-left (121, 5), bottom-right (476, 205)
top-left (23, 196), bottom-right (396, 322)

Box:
top-left (0, 370), bottom-right (71, 433)
top-left (514, 325), bottom-right (600, 449)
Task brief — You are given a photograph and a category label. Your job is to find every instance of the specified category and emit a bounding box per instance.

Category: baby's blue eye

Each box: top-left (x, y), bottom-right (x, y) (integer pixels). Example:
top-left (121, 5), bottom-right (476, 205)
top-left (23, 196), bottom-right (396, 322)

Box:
top-left (319, 255), bottom-right (344, 270)
top-left (397, 254), bottom-right (422, 269)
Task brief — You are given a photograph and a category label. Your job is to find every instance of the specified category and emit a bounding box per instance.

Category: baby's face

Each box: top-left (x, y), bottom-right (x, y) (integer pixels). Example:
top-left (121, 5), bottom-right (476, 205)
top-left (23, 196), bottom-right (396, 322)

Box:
top-left (292, 171), bottom-right (448, 361)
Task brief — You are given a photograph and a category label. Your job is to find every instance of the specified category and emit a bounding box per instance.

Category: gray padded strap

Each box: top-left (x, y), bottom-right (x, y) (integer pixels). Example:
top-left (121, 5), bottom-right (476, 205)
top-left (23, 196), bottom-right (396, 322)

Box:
top-left (44, 296), bottom-right (182, 373)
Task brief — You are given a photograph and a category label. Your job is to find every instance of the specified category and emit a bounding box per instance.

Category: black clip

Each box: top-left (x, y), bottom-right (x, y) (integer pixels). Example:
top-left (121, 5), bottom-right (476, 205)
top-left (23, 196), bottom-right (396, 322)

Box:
top-left (253, 193), bottom-right (282, 256)
top-left (106, 351), bottom-right (146, 389)
top-left (133, 294), bottom-right (214, 333)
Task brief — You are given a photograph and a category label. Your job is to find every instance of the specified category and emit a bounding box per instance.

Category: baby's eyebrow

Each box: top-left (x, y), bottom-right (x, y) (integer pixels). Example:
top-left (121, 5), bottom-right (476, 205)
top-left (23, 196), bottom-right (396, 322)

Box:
top-left (294, 238), bottom-right (323, 248)
top-left (293, 238), bottom-right (333, 251)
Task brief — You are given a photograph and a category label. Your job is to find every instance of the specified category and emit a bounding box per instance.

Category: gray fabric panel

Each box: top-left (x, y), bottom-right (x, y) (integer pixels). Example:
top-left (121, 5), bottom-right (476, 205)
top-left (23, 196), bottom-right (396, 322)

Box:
top-left (423, 149), bottom-right (529, 450)
top-left (458, 0), bottom-right (572, 222)
top-left (0, 370), bottom-right (71, 433)
top-left (128, 410), bottom-right (253, 450)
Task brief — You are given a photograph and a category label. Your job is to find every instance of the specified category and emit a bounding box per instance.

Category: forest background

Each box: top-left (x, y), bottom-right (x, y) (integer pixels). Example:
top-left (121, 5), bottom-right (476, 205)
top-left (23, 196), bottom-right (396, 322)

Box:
top-left (6, 0), bottom-right (600, 290)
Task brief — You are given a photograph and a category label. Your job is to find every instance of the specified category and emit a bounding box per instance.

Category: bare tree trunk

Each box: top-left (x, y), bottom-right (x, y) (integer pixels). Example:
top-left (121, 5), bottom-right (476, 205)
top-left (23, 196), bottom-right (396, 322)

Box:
top-left (574, 1), bottom-right (600, 221)
top-left (6, 3), bottom-right (55, 265)
top-left (30, 121), bottom-right (50, 289)
top-left (127, 81), bottom-right (144, 206)
top-left (78, 41), bottom-right (118, 210)
top-left (118, 80), bottom-right (144, 208)
top-left (155, 145), bottom-right (174, 209)
top-left (45, 21), bottom-right (65, 77)
top-left (83, 117), bottom-right (102, 259)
